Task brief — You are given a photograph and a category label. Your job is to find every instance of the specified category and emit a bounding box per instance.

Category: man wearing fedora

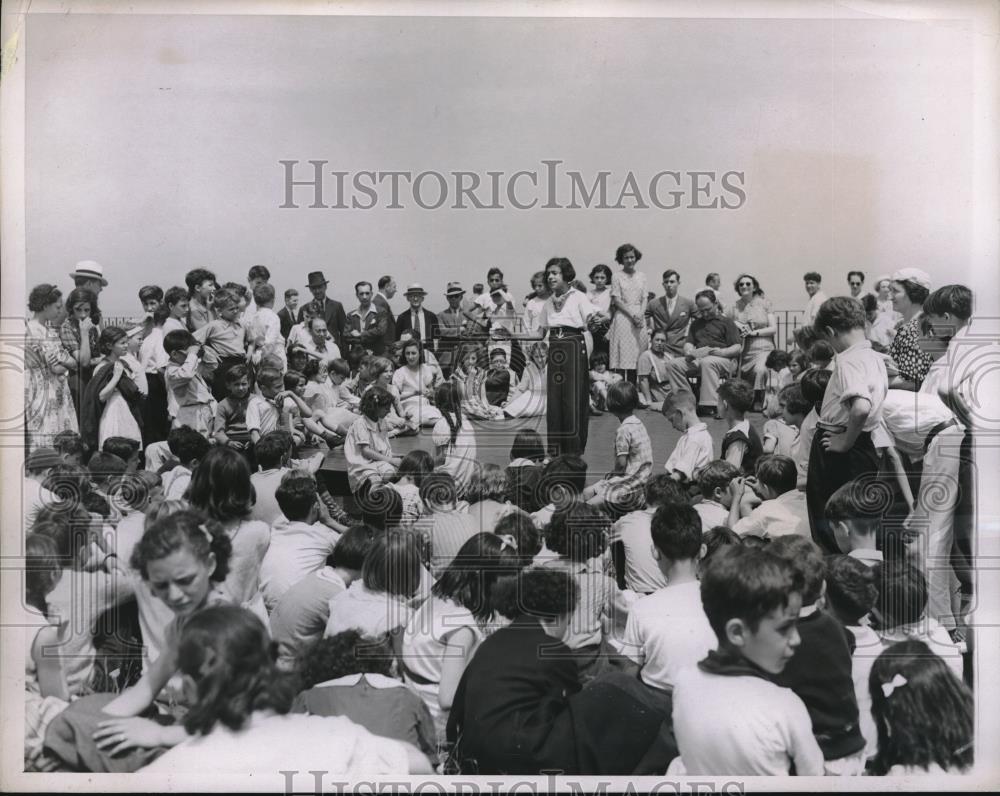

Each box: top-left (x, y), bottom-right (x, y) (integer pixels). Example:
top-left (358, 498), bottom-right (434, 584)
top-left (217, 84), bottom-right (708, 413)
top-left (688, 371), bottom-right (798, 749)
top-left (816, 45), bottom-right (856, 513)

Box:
top-left (395, 283), bottom-right (438, 348)
top-left (70, 260), bottom-right (108, 325)
top-left (346, 280), bottom-right (391, 356)
top-left (300, 271), bottom-right (348, 349)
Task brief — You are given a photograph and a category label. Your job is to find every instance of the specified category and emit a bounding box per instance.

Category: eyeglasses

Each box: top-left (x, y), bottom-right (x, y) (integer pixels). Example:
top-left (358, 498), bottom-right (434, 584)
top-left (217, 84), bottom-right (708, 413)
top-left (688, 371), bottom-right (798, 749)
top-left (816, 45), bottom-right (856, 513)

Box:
top-left (738, 281), bottom-right (753, 287)
top-left (849, 281), bottom-right (862, 287)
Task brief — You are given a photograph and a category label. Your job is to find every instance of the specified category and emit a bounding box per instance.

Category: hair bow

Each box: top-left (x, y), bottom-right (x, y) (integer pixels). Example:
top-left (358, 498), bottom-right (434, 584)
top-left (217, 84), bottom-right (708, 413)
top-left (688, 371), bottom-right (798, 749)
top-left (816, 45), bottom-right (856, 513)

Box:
top-left (881, 673), bottom-right (908, 698)
top-left (497, 534), bottom-right (518, 552)
top-left (198, 522), bottom-right (214, 545)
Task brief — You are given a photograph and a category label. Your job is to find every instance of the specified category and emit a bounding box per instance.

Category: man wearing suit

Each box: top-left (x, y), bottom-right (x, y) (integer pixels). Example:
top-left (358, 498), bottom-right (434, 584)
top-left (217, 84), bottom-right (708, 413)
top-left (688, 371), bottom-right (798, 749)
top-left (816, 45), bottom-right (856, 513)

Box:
top-left (345, 280), bottom-right (391, 356)
top-left (374, 275), bottom-right (397, 351)
top-left (277, 288), bottom-right (299, 340)
top-left (300, 271), bottom-right (348, 349)
top-left (645, 269), bottom-right (696, 357)
top-left (395, 283), bottom-right (438, 349)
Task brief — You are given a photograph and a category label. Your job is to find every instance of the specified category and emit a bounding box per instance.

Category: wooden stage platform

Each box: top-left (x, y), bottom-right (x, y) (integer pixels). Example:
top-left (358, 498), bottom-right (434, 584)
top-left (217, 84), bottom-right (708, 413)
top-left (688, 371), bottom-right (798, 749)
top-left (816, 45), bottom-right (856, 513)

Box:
top-left (316, 411), bottom-right (768, 495)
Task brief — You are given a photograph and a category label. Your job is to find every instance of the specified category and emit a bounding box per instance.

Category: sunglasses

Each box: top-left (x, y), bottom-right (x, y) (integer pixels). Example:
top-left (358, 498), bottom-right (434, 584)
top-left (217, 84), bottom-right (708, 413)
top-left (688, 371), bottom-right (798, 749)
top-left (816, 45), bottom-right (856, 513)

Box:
top-left (849, 281), bottom-right (862, 287)
top-left (738, 281), bottom-right (754, 287)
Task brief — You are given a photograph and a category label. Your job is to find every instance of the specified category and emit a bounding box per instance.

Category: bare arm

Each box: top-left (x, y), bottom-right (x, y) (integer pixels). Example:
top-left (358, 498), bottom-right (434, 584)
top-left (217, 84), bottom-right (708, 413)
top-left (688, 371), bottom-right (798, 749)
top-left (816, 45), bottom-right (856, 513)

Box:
top-left (437, 626), bottom-right (477, 712)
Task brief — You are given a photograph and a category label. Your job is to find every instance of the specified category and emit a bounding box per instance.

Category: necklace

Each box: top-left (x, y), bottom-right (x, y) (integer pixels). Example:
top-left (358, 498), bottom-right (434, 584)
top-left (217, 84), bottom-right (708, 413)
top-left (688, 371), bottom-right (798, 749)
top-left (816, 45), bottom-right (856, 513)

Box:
top-left (550, 288), bottom-right (572, 312)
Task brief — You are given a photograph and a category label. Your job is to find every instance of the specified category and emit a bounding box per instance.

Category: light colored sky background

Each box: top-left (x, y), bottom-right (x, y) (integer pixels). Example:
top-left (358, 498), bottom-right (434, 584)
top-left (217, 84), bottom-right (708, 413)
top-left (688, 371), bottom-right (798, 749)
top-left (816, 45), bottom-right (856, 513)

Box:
top-left (27, 12), bottom-right (977, 318)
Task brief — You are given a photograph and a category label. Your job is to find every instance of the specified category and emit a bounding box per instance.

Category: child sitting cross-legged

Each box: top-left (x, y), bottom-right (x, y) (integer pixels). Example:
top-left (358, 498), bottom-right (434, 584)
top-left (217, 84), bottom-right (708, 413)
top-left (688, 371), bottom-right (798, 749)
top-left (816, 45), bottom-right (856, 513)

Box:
top-left (730, 454), bottom-right (810, 540)
top-left (260, 469), bottom-right (348, 612)
top-left (661, 389), bottom-right (713, 486)
top-left (717, 379), bottom-right (763, 475)
top-left (621, 503), bottom-right (716, 693)
top-left (768, 535), bottom-right (867, 775)
top-left (582, 381), bottom-right (652, 514)
top-left (693, 460), bottom-right (740, 529)
top-left (670, 545), bottom-right (824, 775)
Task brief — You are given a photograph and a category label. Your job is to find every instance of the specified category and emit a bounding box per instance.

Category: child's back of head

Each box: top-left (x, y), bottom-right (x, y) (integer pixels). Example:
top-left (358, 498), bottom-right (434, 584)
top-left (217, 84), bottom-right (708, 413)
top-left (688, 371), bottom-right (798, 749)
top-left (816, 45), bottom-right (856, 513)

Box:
top-left (102, 436), bottom-right (141, 468)
top-left (509, 429), bottom-right (545, 464)
top-left (275, 469), bottom-right (318, 523)
top-left (167, 425), bottom-right (211, 468)
top-left (875, 562), bottom-right (928, 632)
top-left (644, 473), bottom-right (688, 509)
top-left (87, 451), bottom-right (127, 487)
top-left (825, 478), bottom-right (894, 558)
top-left (697, 460), bottom-right (740, 502)
top-left (718, 380), bottom-right (753, 417)
top-left (297, 629), bottom-right (394, 690)
top-left (254, 430), bottom-right (293, 471)
top-left (418, 471), bottom-right (457, 512)
top-left (754, 454), bottom-right (797, 498)
top-left (766, 534), bottom-right (826, 607)
top-left (778, 383), bottom-right (810, 419)
top-left (545, 502), bottom-right (610, 563)
top-left (765, 349), bottom-right (789, 372)
top-left (799, 367), bottom-right (832, 410)
top-left (824, 554), bottom-right (877, 627)
top-left (650, 503), bottom-right (703, 564)
top-left (808, 339), bottom-right (835, 368)
top-left (540, 454), bottom-right (588, 506)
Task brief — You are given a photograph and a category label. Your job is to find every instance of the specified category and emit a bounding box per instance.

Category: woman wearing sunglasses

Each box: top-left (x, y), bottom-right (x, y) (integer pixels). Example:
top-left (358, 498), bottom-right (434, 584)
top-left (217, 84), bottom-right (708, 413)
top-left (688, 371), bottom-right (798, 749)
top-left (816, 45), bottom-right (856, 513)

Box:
top-left (726, 274), bottom-right (777, 410)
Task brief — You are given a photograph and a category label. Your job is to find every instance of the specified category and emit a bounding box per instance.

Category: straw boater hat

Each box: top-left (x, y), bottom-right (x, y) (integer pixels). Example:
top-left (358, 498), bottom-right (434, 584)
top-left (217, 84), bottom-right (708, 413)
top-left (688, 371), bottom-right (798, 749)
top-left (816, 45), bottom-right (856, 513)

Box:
top-left (890, 268), bottom-right (932, 291)
top-left (404, 283), bottom-right (427, 296)
top-left (69, 260), bottom-right (108, 286)
top-left (445, 282), bottom-right (466, 296)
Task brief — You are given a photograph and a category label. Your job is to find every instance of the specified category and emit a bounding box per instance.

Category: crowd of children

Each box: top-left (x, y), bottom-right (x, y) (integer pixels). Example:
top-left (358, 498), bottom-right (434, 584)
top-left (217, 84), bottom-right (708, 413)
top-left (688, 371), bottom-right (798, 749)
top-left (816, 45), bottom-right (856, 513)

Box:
top-left (19, 263), bottom-right (979, 778)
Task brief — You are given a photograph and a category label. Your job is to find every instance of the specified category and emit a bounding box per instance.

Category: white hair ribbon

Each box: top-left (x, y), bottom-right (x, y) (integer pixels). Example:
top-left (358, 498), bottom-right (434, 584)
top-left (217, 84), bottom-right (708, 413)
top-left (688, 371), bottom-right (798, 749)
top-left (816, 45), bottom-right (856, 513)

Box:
top-left (881, 673), bottom-right (908, 698)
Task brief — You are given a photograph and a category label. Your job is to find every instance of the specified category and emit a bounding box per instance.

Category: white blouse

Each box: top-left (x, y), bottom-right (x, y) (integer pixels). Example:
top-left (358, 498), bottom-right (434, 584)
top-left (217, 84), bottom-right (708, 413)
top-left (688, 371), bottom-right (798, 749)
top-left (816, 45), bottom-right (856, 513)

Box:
top-left (539, 289), bottom-right (599, 329)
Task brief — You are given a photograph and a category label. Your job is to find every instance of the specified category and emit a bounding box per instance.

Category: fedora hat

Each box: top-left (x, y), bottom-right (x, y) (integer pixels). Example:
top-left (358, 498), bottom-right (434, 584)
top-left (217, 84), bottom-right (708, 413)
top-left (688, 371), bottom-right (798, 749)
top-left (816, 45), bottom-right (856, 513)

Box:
top-left (306, 271), bottom-right (329, 288)
top-left (69, 260), bottom-right (108, 286)
top-left (445, 282), bottom-right (466, 297)
top-left (404, 283), bottom-right (427, 296)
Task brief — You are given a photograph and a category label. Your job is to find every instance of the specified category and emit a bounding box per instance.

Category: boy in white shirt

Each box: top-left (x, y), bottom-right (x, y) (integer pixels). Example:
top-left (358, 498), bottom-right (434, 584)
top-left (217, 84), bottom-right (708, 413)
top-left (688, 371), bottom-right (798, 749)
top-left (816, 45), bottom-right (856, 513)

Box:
top-left (621, 503), bottom-right (716, 691)
top-left (693, 460), bottom-right (740, 529)
top-left (670, 545), bottom-right (823, 776)
top-left (731, 455), bottom-right (810, 540)
top-left (792, 367), bottom-right (831, 490)
top-left (246, 283), bottom-right (285, 370)
top-left (261, 470), bottom-right (348, 611)
top-left (661, 389), bottom-right (713, 484)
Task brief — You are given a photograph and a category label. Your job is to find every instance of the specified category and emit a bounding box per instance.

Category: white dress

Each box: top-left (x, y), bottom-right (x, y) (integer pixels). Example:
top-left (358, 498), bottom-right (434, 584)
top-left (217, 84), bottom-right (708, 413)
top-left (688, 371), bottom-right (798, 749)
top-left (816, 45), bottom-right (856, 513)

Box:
top-left (96, 355), bottom-right (148, 447)
top-left (503, 361), bottom-right (546, 418)
top-left (392, 365), bottom-right (443, 427)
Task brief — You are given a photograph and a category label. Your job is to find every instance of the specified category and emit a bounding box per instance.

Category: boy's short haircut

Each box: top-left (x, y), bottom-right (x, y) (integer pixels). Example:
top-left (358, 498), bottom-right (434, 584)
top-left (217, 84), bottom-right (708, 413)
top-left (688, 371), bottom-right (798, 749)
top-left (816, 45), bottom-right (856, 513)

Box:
top-left (102, 436), bottom-right (141, 463)
top-left (697, 460), bottom-right (740, 499)
top-left (257, 367), bottom-right (284, 390)
top-left (778, 383), bottom-right (811, 416)
top-left (754, 454), bottom-right (797, 495)
top-left (545, 502), bottom-right (610, 563)
top-left (767, 534), bottom-right (826, 606)
top-left (87, 451), bottom-right (127, 483)
top-left (329, 524), bottom-right (377, 570)
top-left (825, 478), bottom-right (888, 538)
top-left (808, 340), bottom-right (835, 363)
top-left (814, 296), bottom-right (866, 333)
top-left (185, 268), bottom-right (216, 293)
top-left (700, 546), bottom-right (803, 641)
top-left (645, 473), bottom-right (688, 508)
top-left (284, 370), bottom-right (306, 391)
top-left (328, 358), bottom-right (352, 379)
top-left (163, 329), bottom-right (198, 355)
top-left (138, 285), bottom-right (163, 303)
top-left (861, 294), bottom-right (878, 314)
top-left (607, 381), bottom-right (639, 414)
top-left (717, 380), bottom-right (753, 413)
top-left (118, 470), bottom-right (162, 510)
top-left (799, 367), bottom-right (832, 405)
top-left (167, 425), bottom-right (211, 465)
top-left (419, 471), bottom-right (457, 507)
top-left (275, 469), bottom-right (318, 522)
top-left (360, 487), bottom-right (405, 532)
top-left (211, 287), bottom-right (239, 311)
top-left (589, 351), bottom-right (609, 369)
top-left (284, 288), bottom-right (298, 300)
top-left (489, 348), bottom-right (508, 361)
top-left (377, 275), bottom-right (393, 290)
top-left (702, 525), bottom-right (741, 568)
top-left (876, 562), bottom-right (927, 629)
top-left (793, 324), bottom-right (819, 352)
top-left (803, 271), bottom-right (822, 283)
top-left (764, 349), bottom-right (789, 371)
top-left (164, 285), bottom-right (188, 308)
top-left (661, 388), bottom-right (697, 415)
top-left (248, 264), bottom-right (270, 282)
top-left (650, 503), bottom-right (703, 562)
top-left (540, 455), bottom-right (588, 501)
top-left (260, 353), bottom-right (284, 371)
top-left (224, 364), bottom-right (250, 386)
top-left (466, 464), bottom-right (508, 503)
top-left (923, 284), bottom-right (972, 321)
top-left (252, 283), bottom-right (275, 306)
top-left (53, 430), bottom-right (87, 461)
top-left (254, 430), bottom-right (293, 469)
top-left (825, 554), bottom-right (877, 624)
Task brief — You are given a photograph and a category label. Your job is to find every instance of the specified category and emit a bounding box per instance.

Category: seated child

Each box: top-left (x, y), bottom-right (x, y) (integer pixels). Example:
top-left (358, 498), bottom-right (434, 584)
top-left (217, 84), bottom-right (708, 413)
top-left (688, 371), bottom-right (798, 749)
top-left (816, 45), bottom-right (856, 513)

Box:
top-left (636, 330), bottom-right (672, 410)
top-left (824, 554), bottom-right (880, 760)
top-left (389, 449), bottom-right (434, 527)
top-left (589, 351), bottom-right (622, 412)
top-left (344, 386), bottom-right (402, 497)
top-left (415, 472), bottom-right (480, 576)
top-left (503, 341), bottom-right (547, 419)
top-left (465, 464), bottom-right (514, 534)
top-left (23, 447), bottom-right (61, 531)
top-left (762, 383), bottom-right (807, 456)
top-left (530, 454), bottom-right (588, 533)
top-left (717, 380), bottom-right (763, 475)
top-left (163, 329), bottom-right (215, 437)
top-left (788, 351), bottom-right (809, 382)
top-left (826, 479), bottom-right (892, 566)
top-left (761, 350), bottom-right (792, 418)
top-left (731, 455), bottom-right (810, 539)
top-left (670, 546), bottom-right (824, 775)
top-left (431, 382), bottom-right (478, 499)
top-left (693, 460), bottom-right (740, 529)
top-left (214, 364), bottom-right (253, 451)
top-left (582, 382), bottom-right (652, 513)
top-left (315, 358), bottom-right (363, 436)
top-left (661, 389), bottom-right (713, 485)
top-left (866, 639), bottom-right (973, 775)
top-left (482, 348), bottom-right (518, 408)
top-left (53, 429), bottom-right (88, 467)
top-left (294, 630), bottom-right (436, 758)
top-left (270, 525), bottom-right (375, 671)
top-left (160, 425), bottom-right (210, 500)
top-left (451, 342), bottom-right (504, 421)
top-left (247, 367), bottom-right (314, 445)
top-left (102, 437), bottom-right (141, 472)
top-left (260, 469), bottom-right (346, 612)
top-left (621, 503), bottom-right (716, 692)
top-left (792, 368), bottom-right (832, 490)
top-left (873, 563), bottom-right (964, 680)
top-left (769, 535), bottom-right (866, 774)
top-left (808, 339), bottom-right (835, 371)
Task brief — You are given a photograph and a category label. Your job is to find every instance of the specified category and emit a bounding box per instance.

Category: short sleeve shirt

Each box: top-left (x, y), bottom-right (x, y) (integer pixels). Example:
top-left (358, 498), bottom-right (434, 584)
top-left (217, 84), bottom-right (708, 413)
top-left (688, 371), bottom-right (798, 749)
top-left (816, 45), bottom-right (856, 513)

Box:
top-left (819, 341), bottom-right (888, 432)
top-left (538, 289), bottom-right (598, 329)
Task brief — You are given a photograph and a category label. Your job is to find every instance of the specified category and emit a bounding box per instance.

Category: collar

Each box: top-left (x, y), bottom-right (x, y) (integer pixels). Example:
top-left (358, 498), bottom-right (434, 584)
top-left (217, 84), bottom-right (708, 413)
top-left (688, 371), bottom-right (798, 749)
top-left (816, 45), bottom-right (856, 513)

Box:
top-left (798, 603), bottom-right (820, 619)
top-left (849, 548), bottom-right (883, 564)
top-left (729, 419), bottom-right (750, 436)
top-left (839, 339), bottom-right (873, 356)
top-left (311, 673), bottom-right (406, 690)
top-left (684, 422), bottom-right (709, 434)
top-left (698, 648), bottom-right (774, 682)
top-left (351, 305), bottom-right (376, 318)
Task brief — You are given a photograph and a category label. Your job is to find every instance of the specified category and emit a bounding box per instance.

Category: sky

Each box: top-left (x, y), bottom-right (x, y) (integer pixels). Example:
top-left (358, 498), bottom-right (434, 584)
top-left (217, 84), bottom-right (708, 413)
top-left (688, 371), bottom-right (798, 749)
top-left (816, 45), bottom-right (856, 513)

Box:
top-left (25, 12), bottom-right (979, 318)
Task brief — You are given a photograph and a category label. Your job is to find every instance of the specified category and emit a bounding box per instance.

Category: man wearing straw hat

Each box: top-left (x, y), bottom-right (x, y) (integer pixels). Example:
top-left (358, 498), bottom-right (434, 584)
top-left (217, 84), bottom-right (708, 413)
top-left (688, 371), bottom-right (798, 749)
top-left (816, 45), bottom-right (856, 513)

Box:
top-left (69, 260), bottom-right (108, 325)
top-left (395, 283), bottom-right (438, 349)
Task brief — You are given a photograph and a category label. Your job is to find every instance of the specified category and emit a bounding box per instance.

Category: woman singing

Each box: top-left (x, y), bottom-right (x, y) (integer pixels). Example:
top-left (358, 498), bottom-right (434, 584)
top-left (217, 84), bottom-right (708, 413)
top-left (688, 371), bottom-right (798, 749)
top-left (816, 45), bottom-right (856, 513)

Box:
top-left (511, 258), bottom-right (609, 456)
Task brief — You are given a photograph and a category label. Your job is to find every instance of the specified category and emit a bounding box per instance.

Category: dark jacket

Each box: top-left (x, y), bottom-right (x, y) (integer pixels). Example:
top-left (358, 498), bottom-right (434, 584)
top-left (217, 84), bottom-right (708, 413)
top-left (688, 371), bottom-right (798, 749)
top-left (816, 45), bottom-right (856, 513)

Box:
top-left (298, 297), bottom-right (348, 349)
top-left (80, 360), bottom-right (144, 453)
top-left (395, 307), bottom-right (438, 346)
top-left (277, 307), bottom-right (296, 341)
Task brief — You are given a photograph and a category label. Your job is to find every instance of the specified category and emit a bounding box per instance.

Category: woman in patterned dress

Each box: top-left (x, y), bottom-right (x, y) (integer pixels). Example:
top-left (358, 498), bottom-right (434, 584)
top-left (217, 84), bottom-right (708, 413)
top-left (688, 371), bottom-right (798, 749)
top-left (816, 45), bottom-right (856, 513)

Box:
top-left (25, 284), bottom-right (79, 451)
top-left (607, 243), bottom-right (648, 383)
top-left (726, 273), bottom-right (777, 407)
top-left (887, 268), bottom-right (933, 391)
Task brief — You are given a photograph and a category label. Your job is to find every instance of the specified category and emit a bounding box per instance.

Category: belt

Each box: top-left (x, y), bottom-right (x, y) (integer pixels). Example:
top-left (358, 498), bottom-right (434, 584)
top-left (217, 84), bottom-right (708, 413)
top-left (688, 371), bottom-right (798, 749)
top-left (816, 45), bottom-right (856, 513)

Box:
top-left (924, 418), bottom-right (959, 453)
top-left (549, 326), bottom-right (584, 339)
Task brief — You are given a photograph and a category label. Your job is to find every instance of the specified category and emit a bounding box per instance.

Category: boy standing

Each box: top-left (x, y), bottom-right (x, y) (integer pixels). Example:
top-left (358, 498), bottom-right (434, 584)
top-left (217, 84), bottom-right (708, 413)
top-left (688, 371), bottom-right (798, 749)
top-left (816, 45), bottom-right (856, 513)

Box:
top-left (807, 297), bottom-right (888, 554)
top-left (163, 329), bottom-right (216, 437)
top-left (671, 546), bottom-right (823, 775)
